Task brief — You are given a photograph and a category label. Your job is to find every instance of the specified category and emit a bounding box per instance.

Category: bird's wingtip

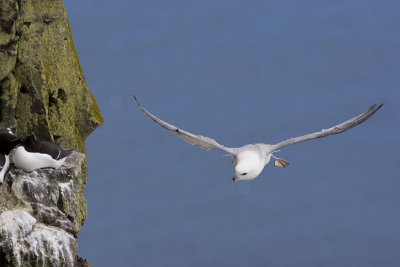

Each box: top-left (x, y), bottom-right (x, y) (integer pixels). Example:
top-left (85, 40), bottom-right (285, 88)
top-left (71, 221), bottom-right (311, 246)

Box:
top-left (133, 95), bottom-right (140, 106)
top-left (367, 103), bottom-right (383, 112)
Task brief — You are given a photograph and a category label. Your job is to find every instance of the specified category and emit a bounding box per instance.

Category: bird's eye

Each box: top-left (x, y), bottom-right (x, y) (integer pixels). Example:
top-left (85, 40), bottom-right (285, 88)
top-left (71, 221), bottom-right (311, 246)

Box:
top-left (242, 173), bottom-right (247, 175)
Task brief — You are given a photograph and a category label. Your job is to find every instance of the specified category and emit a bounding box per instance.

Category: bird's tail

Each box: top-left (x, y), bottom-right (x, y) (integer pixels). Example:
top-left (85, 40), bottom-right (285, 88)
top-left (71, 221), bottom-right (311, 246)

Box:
top-left (59, 149), bottom-right (73, 159)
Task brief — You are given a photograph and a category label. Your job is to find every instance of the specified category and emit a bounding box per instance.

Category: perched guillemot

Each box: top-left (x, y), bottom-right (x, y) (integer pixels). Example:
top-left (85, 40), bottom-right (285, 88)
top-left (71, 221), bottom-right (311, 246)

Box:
top-left (12, 132), bottom-right (72, 172)
top-left (0, 132), bottom-right (22, 183)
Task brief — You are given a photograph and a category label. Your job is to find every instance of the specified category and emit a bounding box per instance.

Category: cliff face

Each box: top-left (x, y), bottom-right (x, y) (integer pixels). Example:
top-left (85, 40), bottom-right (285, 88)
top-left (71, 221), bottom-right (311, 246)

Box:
top-left (0, 152), bottom-right (87, 266)
top-left (0, 0), bottom-right (103, 265)
top-left (0, 0), bottom-right (103, 150)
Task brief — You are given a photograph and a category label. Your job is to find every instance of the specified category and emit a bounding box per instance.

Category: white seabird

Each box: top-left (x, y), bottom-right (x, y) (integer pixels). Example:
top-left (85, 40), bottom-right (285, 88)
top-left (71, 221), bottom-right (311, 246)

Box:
top-left (0, 132), bottom-right (22, 183)
top-left (12, 132), bottom-right (72, 172)
top-left (134, 96), bottom-right (382, 184)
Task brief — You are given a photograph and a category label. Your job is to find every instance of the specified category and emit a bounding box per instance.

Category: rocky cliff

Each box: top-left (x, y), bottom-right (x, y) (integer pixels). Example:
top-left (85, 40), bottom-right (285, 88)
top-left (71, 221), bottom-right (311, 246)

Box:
top-left (0, 152), bottom-right (88, 266)
top-left (0, 0), bottom-right (103, 266)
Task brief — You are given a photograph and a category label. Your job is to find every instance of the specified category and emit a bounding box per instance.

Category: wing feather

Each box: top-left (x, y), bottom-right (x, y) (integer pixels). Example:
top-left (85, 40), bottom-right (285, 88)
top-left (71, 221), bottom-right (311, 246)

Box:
top-left (134, 96), bottom-right (234, 154)
top-left (269, 104), bottom-right (383, 152)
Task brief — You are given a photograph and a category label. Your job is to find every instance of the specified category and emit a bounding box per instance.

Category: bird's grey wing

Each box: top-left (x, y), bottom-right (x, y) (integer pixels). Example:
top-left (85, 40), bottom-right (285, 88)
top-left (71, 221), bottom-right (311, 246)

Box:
top-left (134, 96), bottom-right (235, 154)
top-left (269, 104), bottom-right (383, 152)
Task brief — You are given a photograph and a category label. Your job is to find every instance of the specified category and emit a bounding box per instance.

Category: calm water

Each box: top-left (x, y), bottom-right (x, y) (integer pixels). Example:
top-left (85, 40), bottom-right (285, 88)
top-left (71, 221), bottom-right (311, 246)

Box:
top-left (64, 1), bottom-right (400, 266)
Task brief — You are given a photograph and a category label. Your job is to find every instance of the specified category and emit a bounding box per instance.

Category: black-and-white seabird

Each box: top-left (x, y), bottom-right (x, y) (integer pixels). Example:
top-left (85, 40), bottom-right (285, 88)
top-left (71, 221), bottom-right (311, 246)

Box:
top-left (134, 96), bottom-right (383, 184)
top-left (0, 132), bottom-right (22, 183)
top-left (12, 132), bottom-right (72, 172)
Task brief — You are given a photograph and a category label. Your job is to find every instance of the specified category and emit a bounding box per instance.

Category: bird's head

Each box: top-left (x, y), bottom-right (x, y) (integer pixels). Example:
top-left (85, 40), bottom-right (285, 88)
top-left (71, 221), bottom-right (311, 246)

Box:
top-left (230, 160), bottom-right (264, 184)
top-left (0, 133), bottom-right (22, 154)
top-left (22, 132), bottom-right (40, 148)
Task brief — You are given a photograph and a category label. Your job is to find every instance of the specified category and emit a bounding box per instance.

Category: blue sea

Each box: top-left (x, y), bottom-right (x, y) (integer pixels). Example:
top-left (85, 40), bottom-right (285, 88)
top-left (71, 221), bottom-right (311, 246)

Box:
top-left (64, 1), bottom-right (400, 266)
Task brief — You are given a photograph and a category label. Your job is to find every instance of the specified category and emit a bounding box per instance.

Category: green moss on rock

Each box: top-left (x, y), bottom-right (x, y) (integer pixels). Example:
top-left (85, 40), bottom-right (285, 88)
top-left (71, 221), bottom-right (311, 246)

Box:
top-left (0, 0), bottom-right (103, 150)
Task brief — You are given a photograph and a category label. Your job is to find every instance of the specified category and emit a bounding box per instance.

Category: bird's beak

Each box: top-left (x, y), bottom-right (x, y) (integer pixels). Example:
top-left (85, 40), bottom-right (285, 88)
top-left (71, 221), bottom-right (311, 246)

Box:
top-left (31, 131), bottom-right (37, 142)
top-left (230, 177), bottom-right (237, 185)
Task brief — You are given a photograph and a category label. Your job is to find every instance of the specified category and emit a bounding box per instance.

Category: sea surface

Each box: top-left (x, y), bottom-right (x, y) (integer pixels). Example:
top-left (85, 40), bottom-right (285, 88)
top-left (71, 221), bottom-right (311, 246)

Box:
top-left (64, 1), bottom-right (400, 266)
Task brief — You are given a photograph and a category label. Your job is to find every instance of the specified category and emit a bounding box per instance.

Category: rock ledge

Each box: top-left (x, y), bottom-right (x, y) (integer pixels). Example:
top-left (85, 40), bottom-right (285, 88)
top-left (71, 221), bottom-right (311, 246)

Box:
top-left (0, 152), bottom-right (89, 266)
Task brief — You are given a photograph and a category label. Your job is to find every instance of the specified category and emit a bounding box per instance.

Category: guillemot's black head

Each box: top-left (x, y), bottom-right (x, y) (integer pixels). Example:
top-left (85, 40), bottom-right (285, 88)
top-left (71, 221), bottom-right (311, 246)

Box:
top-left (0, 133), bottom-right (22, 154)
top-left (22, 132), bottom-right (41, 150)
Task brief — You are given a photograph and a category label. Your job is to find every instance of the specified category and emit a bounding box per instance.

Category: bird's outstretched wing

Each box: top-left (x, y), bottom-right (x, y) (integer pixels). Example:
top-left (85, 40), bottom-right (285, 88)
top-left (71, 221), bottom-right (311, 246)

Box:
top-left (269, 104), bottom-right (383, 152)
top-left (134, 96), bottom-right (235, 154)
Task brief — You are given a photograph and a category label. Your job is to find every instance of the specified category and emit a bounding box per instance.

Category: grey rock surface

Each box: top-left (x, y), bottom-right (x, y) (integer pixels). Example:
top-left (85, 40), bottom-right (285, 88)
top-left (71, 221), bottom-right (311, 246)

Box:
top-left (0, 152), bottom-right (90, 266)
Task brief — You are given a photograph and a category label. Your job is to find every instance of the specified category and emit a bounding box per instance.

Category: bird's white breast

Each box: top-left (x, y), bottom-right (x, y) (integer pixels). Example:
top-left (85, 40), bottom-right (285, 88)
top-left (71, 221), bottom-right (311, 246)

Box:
top-left (12, 146), bottom-right (66, 172)
top-left (0, 155), bottom-right (10, 183)
top-left (237, 150), bottom-right (261, 162)
top-left (236, 149), bottom-right (271, 165)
